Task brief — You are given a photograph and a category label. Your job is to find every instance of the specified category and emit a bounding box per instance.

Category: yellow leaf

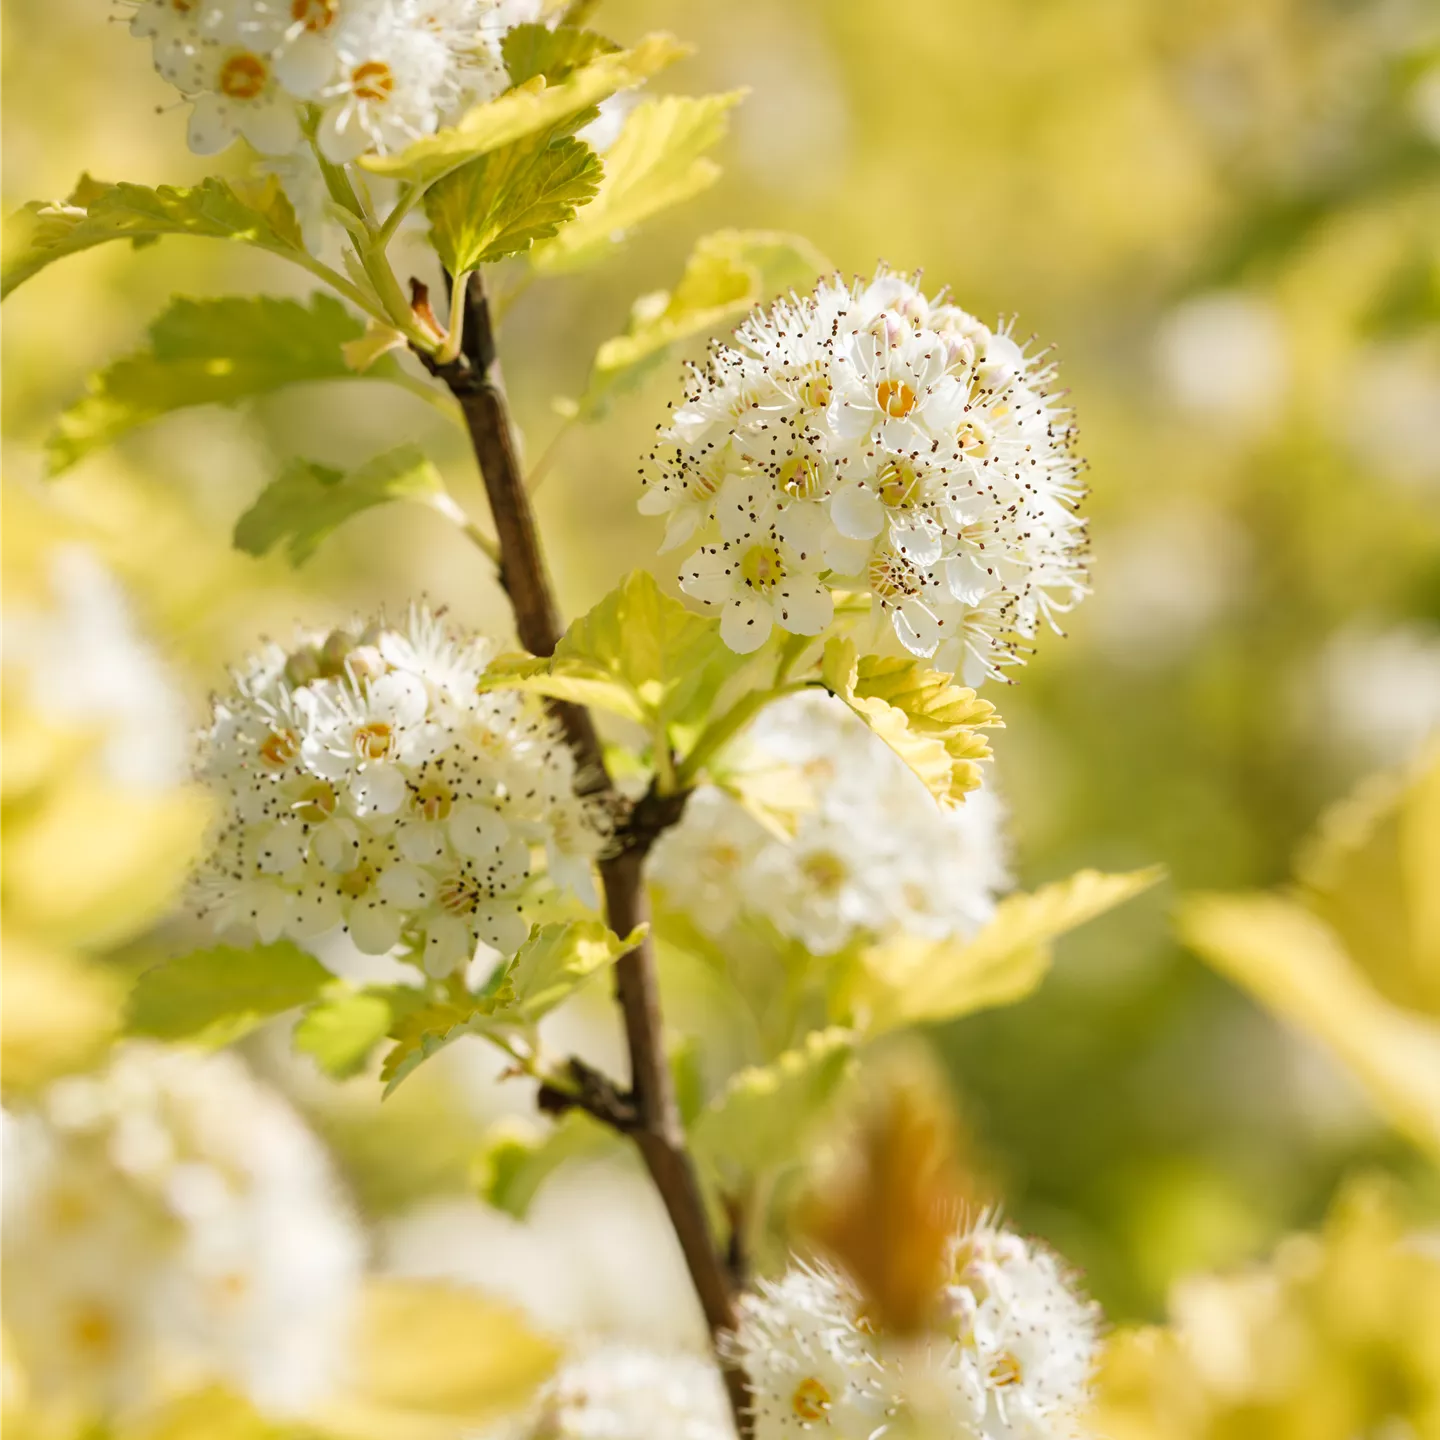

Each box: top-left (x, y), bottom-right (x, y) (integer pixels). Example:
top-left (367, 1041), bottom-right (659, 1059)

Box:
top-left (360, 35), bottom-right (689, 182)
top-left (822, 637), bottom-right (1000, 807)
top-left (853, 867), bottom-right (1164, 1032)
top-left (317, 1279), bottom-right (559, 1440)
top-left (533, 91), bottom-right (747, 272)
top-left (1178, 891), bottom-right (1440, 1159)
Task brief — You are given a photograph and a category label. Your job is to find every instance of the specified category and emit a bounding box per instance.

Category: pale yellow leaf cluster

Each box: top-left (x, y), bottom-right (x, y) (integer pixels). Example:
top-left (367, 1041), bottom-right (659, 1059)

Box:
top-left (1178, 747), bottom-right (1440, 1159)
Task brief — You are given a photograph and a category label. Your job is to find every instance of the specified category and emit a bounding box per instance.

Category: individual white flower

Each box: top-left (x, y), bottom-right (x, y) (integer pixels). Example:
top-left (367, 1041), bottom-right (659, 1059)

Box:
top-left (191, 607), bottom-right (608, 976)
top-left (644, 267), bottom-right (1088, 683)
top-left (729, 1262), bottom-right (889, 1440)
top-left (649, 692), bottom-right (1009, 955)
top-left (1, 1043), bottom-right (363, 1420)
top-left (3, 544), bottom-right (192, 790)
top-left (186, 37), bottom-right (304, 157)
top-left (526, 1343), bottom-right (735, 1440)
top-left (920, 1214), bottom-right (1101, 1439)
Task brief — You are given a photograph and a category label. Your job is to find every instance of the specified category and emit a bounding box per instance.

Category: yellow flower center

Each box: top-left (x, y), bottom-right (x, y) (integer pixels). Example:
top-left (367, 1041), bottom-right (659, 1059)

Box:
top-left (70, 1304), bottom-right (118, 1357)
top-left (798, 370), bottom-right (832, 410)
top-left (259, 727), bottom-right (300, 770)
top-left (294, 780), bottom-right (338, 823)
top-left (686, 462), bottom-right (724, 503)
top-left (877, 458), bottom-right (919, 508)
top-left (439, 875), bottom-right (482, 916)
top-left (876, 378), bottom-right (916, 418)
top-left (291, 0), bottom-right (338, 30)
top-left (353, 721), bottom-right (394, 761)
top-left (351, 60), bottom-right (396, 102)
top-left (339, 861), bottom-right (377, 899)
top-left (868, 551), bottom-right (921, 600)
top-left (740, 542), bottom-right (786, 595)
top-left (791, 1377), bottom-right (832, 1423)
top-left (800, 850), bottom-right (848, 894)
top-left (218, 51), bottom-right (269, 100)
top-left (989, 1352), bottom-right (1023, 1388)
top-left (778, 453), bottom-right (823, 501)
top-left (169, 0), bottom-right (196, 11)
top-left (955, 420), bottom-right (990, 456)
top-left (413, 780), bottom-right (453, 822)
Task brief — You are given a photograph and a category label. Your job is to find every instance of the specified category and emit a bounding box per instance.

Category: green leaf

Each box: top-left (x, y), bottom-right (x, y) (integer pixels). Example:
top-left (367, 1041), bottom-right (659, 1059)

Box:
top-left (507, 919), bottom-right (644, 1022)
top-left (127, 942), bottom-right (331, 1047)
top-left (532, 91), bottom-right (746, 274)
top-left (577, 229), bottom-right (831, 417)
top-left (478, 570), bottom-right (748, 731)
top-left (360, 34), bottom-right (688, 184)
top-left (502, 24), bottom-right (619, 86)
top-left (3, 175), bottom-right (305, 300)
top-left (822, 637), bottom-right (1001, 808)
top-left (691, 1028), bottom-right (855, 1181)
top-left (425, 131), bottom-right (602, 273)
top-left (849, 867), bottom-right (1165, 1033)
top-left (292, 987), bottom-right (424, 1080)
top-left (379, 920), bottom-right (640, 1094)
top-left (233, 444), bottom-right (444, 566)
top-left (46, 294), bottom-right (367, 474)
top-left (475, 1112), bottom-right (620, 1217)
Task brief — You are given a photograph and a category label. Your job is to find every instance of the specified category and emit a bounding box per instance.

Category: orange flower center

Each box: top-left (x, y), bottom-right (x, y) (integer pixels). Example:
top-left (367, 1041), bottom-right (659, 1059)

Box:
top-left (353, 721), bottom-right (394, 761)
top-left (438, 875), bottom-right (482, 916)
top-left (351, 60), bottom-right (396, 102)
top-left (778, 453), bottom-right (823, 500)
top-left (218, 51), bottom-right (269, 100)
top-left (876, 378), bottom-right (917, 418)
top-left (70, 1304), bottom-right (118, 1357)
top-left (989, 1352), bottom-right (1023, 1388)
top-left (291, 0), bottom-right (338, 31)
top-left (259, 727), bottom-right (300, 770)
top-left (791, 1377), bottom-right (832, 1422)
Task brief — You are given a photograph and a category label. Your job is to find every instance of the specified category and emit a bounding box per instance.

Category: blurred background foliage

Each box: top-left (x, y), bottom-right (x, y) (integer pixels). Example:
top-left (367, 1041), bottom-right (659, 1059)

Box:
top-left (5, 0), bottom-right (1440, 1330)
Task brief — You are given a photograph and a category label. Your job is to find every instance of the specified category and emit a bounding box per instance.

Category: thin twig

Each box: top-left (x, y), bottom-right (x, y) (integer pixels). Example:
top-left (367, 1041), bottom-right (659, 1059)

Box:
top-left (421, 272), bottom-right (752, 1435)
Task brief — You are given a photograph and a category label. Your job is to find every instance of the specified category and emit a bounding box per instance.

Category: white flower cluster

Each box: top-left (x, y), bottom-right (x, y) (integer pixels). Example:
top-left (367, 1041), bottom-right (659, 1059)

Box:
top-left (731, 1219), bottom-right (1100, 1440)
top-left (648, 691), bottom-right (1009, 955)
top-left (1, 1043), bottom-right (363, 1419)
top-left (125, 0), bottom-right (539, 161)
top-left (526, 1343), bottom-right (735, 1440)
top-left (641, 267), bottom-right (1088, 683)
top-left (193, 607), bottom-right (608, 977)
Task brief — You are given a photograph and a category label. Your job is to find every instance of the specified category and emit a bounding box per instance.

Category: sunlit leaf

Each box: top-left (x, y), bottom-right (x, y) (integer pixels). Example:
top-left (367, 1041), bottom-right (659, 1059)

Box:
top-left (47, 294), bottom-right (368, 473)
top-left (576, 228), bottom-right (830, 416)
top-left (822, 636), bottom-right (1000, 807)
top-left (233, 445), bottom-right (444, 567)
top-left (852, 867), bottom-right (1164, 1032)
top-left (424, 131), bottom-right (602, 273)
top-left (691, 1027), bottom-right (855, 1181)
top-left (127, 942), bottom-right (332, 1048)
top-left (1179, 890), bottom-right (1440, 1159)
top-left (292, 986), bottom-right (423, 1080)
top-left (360, 34), bottom-right (688, 183)
top-left (3, 175), bottom-right (305, 299)
top-left (475, 1111), bottom-right (620, 1217)
top-left (478, 569), bottom-right (748, 731)
top-left (317, 1279), bottom-right (559, 1440)
top-left (502, 24), bottom-right (619, 85)
top-left (533, 91), bottom-right (747, 273)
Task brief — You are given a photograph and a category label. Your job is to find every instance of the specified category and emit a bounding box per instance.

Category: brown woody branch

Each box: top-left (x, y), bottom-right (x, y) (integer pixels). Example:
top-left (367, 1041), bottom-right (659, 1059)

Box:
top-left (421, 273), bottom-right (750, 1433)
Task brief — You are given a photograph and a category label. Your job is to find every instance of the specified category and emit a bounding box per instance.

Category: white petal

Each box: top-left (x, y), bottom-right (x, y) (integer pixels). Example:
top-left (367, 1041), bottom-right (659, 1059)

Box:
top-left (830, 483), bottom-right (885, 540)
top-left (377, 862), bottom-right (434, 909)
top-left (353, 764), bottom-right (407, 815)
top-left (774, 581), bottom-right (833, 637)
top-left (287, 888), bottom-right (343, 940)
top-left (893, 598), bottom-right (943, 656)
top-left (680, 549), bottom-right (737, 606)
top-left (775, 501), bottom-right (829, 559)
top-left (474, 905), bottom-right (531, 958)
top-left (720, 596), bottom-right (773, 654)
top-left (944, 553), bottom-right (992, 604)
top-left (659, 507), bottom-right (703, 553)
top-left (317, 104), bottom-right (370, 163)
top-left (256, 821), bottom-right (308, 875)
top-left (824, 533), bottom-right (875, 576)
top-left (237, 98), bottom-right (301, 156)
top-left (348, 903), bottom-right (402, 956)
top-left (448, 801), bottom-right (510, 860)
top-left (251, 885), bottom-right (291, 945)
top-left (877, 416), bottom-right (926, 454)
top-left (370, 672), bottom-right (428, 726)
top-left (890, 514), bottom-right (944, 567)
top-left (488, 837), bottom-right (533, 894)
top-left (273, 34), bottom-right (335, 97)
top-left (187, 94), bottom-right (238, 156)
top-left (396, 820), bottom-right (448, 866)
top-left (715, 477), bottom-right (771, 545)
top-left (422, 915), bottom-right (472, 977)
top-left (313, 819), bottom-right (361, 872)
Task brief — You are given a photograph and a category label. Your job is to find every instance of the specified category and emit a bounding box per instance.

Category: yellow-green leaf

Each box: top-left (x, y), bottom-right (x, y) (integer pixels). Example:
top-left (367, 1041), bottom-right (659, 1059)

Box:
top-left (691, 1028), bottom-right (855, 1180)
top-left (502, 24), bottom-right (618, 85)
top-left (577, 228), bottom-right (830, 416)
top-left (1179, 890), bottom-right (1440, 1159)
top-left (233, 445), bottom-right (444, 567)
top-left (360, 34), bottom-right (688, 183)
top-left (3, 175), bottom-right (305, 299)
top-left (822, 636), bottom-right (1000, 807)
top-left (475, 1111), bottom-right (620, 1217)
top-left (127, 942), bottom-right (332, 1048)
top-left (533, 91), bottom-right (747, 273)
top-left (507, 919), bottom-right (645, 1022)
top-left (852, 867), bottom-right (1165, 1032)
top-left (424, 131), bottom-right (602, 273)
top-left (478, 569), bottom-right (748, 731)
top-left (47, 294), bottom-right (369, 474)
top-left (317, 1279), bottom-right (559, 1440)
top-left (292, 987), bottom-right (418, 1080)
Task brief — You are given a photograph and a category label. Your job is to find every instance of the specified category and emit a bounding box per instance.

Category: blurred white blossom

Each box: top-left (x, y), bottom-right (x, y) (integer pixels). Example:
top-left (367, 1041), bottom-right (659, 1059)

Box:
top-left (1155, 292), bottom-right (1288, 427)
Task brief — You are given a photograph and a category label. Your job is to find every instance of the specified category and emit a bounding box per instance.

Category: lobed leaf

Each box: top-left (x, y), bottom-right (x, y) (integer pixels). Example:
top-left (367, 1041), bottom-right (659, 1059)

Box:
top-left (127, 942), bottom-right (332, 1048)
top-left (532, 91), bottom-right (747, 273)
top-left (424, 130), bottom-right (602, 273)
top-left (292, 985), bottom-right (426, 1080)
top-left (233, 445), bottom-right (444, 567)
top-left (852, 866), bottom-right (1165, 1032)
top-left (502, 24), bottom-right (619, 86)
top-left (822, 637), bottom-right (1000, 807)
top-left (478, 569), bottom-right (749, 732)
top-left (690, 1027), bottom-right (855, 1181)
top-left (360, 34), bottom-right (688, 184)
top-left (3, 175), bottom-right (305, 299)
top-left (47, 294), bottom-right (367, 474)
top-left (577, 228), bottom-right (830, 416)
